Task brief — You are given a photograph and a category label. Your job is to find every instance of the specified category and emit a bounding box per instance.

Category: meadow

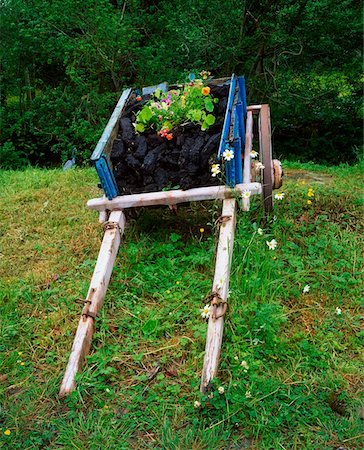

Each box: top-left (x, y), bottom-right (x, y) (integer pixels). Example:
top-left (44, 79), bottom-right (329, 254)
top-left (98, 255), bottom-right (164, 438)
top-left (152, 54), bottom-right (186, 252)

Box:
top-left (0, 162), bottom-right (363, 449)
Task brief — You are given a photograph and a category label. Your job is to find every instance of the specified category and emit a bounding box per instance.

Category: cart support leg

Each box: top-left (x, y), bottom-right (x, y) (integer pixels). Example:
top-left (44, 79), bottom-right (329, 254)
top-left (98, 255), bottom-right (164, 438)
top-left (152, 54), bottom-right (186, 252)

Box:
top-left (200, 198), bottom-right (237, 392)
top-left (59, 210), bottom-right (125, 397)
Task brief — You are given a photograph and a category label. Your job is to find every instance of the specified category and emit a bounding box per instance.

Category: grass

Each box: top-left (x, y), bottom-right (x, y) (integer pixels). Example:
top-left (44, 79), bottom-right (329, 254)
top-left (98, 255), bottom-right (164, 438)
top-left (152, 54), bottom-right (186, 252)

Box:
top-left (0, 162), bottom-right (363, 449)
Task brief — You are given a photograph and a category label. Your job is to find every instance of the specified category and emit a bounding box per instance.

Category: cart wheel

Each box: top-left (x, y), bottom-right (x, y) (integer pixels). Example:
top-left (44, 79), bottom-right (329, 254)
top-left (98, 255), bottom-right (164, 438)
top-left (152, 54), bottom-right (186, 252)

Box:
top-left (259, 105), bottom-right (273, 213)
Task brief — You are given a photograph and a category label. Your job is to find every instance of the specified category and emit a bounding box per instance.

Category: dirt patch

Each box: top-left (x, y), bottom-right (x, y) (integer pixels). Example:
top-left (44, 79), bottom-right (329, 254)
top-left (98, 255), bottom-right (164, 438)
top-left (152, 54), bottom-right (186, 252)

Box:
top-left (284, 169), bottom-right (333, 184)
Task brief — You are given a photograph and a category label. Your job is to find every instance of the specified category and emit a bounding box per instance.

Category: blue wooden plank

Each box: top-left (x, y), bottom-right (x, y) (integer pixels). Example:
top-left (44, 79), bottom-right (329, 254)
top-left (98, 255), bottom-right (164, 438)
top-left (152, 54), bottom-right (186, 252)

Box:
top-left (233, 110), bottom-right (243, 184)
top-left (218, 74), bottom-right (237, 158)
top-left (237, 76), bottom-right (247, 118)
top-left (95, 156), bottom-right (119, 200)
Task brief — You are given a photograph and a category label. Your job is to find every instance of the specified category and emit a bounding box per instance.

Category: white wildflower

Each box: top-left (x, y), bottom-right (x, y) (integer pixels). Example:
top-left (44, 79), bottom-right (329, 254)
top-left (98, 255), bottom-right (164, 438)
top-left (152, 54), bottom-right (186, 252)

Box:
top-left (240, 361), bottom-right (249, 371)
top-left (242, 190), bottom-right (251, 199)
top-left (250, 150), bottom-right (258, 158)
top-left (303, 285), bottom-right (310, 294)
top-left (218, 386), bottom-right (225, 395)
top-left (266, 239), bottom-right (278, 250)
top-left (257, 228), bottom-right (263, 235)
top-left (223, 149), bottom-right (234, 161)
top-left (245, 391), bottom-right (252, 399)
top-left (335, 307), bottom-right (342, 315)
top-left (274, 192), bottom-right (285, 200)
top-left (211, 164), bottom-right (221, 177)
top-left (200, 304), bottom-right (211, 319)
top-left (194, 401), bottom-right (201, 408)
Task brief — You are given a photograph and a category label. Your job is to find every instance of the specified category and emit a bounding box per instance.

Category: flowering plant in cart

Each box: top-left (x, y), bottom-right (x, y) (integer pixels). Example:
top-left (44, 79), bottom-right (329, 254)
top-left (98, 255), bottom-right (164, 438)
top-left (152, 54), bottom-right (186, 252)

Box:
top-left (133, 79), bottom-right (218, 139)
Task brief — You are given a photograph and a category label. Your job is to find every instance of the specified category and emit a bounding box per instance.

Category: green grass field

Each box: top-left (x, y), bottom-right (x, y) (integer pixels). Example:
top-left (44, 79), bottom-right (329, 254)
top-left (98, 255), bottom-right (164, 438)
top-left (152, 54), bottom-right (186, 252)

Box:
top-left (0, 162), bottom-right (363, 449)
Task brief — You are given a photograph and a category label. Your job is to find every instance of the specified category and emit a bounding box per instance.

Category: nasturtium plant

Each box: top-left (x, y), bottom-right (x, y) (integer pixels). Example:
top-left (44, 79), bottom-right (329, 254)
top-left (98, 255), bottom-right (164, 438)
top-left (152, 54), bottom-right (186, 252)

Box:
top-left (133, 77), bottom-right (218, 139)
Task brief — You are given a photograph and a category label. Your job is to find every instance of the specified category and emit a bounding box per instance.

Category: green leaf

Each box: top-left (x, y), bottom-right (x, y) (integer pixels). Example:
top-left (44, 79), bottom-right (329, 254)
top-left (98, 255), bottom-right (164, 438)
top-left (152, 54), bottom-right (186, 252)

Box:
top-left (142, 319), bottom-right (158, 335)
top-left (192, 109), bottom-right (202, 121)
top-left (205, 98), bottom-right (214, 112)
top-left (138, 107), bottom-right (153, 123)
top-left (134, 123), bottom-right (145, 133)
top-left (205, 114), bottom-right (215, 125)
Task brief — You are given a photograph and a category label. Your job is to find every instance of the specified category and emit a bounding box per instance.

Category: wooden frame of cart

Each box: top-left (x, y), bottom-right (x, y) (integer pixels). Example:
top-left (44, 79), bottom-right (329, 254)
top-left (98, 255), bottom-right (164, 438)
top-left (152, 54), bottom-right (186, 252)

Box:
top-left (59, 75), bottom-right (283, 397)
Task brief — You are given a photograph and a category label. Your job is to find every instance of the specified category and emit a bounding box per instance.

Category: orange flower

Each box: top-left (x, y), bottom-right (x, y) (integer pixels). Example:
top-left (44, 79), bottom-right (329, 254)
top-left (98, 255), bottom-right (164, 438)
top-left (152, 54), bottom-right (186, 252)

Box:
top-left (166, 133), bottom-right (173, 140)
top-left (136, 95), bottom-right (142, 101)
top-left (201, 86), bottom-right (210, 96)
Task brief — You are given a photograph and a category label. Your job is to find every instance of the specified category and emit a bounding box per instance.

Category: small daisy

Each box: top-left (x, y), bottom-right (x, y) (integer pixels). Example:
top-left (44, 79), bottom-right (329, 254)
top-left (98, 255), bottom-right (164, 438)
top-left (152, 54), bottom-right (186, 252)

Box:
top-left (303, 284), bottom-right (310, 294)
top-left (211, 164), bottom-right (221, 177)
top-left (223, 148), bottom-right (234, 161)
top-left (245, 391), bottom-right (252, 399)
top-left (240, 360), bottom-right (249, 370)
top-left (200, 304), bottom-right (211, 319)
top-left (242, 190), bottom-right (251, 199)
top-left (194, 401), bottom-right (201, 408)
top-left (266, 239), bottom-right (278, 250)
top-left (274, 192), bottom-right (285, 200)
top-left (335, 307), bottom-right (342, 315)
top-left (218, 386), bottom-right (225, 395)
top-left (250, 150), bottom-right (258, 158)
top-left (257, 228), bottom-right (264, 235)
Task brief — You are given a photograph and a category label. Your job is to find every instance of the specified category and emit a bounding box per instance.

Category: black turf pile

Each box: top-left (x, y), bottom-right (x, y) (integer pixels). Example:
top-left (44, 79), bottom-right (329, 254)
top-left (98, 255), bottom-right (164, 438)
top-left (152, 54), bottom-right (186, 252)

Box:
top-left (110, 84), bottom-right (229, 195)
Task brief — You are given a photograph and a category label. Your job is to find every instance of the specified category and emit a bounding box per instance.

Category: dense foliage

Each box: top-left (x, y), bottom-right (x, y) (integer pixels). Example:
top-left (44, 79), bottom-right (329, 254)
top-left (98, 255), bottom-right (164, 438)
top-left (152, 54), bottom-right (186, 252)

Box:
top-left (0, 0), bottom-right (362, 168)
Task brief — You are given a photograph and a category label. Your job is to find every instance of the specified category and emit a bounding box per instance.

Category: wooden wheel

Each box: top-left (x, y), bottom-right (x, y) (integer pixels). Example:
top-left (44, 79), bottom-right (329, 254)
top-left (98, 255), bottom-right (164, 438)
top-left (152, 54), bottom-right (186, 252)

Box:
top-left (259, 104), bottom-right (273, 213)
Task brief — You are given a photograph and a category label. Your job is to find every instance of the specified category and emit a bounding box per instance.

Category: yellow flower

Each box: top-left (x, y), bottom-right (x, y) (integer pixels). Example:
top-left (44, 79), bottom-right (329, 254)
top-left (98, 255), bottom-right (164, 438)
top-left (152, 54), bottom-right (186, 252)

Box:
top-left (20, 362), bottom-right (25, 366)
top-left (307, 200), bottom-right (312, 205)
top-left (200, 228), bottom-right (205, 233)
top-left (201, 86), bottom-right (210, 96)
top-left (176, 281), bottom-right (180, 285)
top-left (18, 352), bottom-right (23, 356)
top-left (4, 429), bottom-right (11, 436)
top-left (307, 188), bottom-right (315, 197)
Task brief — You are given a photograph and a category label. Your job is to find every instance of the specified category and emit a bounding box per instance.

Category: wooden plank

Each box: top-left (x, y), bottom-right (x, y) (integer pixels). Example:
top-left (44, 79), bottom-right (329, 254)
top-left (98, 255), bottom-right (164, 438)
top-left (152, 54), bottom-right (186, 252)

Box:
top-left (59, 210), bottom-right (126, 397)
top-left (200, 198), bottom-right (237, 392)
top-left (87, 183), bottom-right (262, 211)
top-left (242, 110), bottom-right (253, 212)
top-left (259, 105), bottom-right (273, 213)
top-left (91, 88), bottom-right (132, 161)
top-left (247, 104), bottom-right (262, 113)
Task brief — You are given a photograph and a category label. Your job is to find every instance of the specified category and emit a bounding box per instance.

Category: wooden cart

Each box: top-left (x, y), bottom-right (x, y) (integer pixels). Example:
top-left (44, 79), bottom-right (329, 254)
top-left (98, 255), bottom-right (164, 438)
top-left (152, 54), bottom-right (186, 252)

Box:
top-left (59, 75), bottom-right (283, 397)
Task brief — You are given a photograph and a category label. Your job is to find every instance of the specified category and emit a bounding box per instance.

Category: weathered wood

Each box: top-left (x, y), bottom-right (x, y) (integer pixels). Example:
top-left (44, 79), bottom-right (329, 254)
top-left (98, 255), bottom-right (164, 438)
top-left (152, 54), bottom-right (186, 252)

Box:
top-left (59, 210), bottom-right (125, 397)
top-left (242, 110), bottom-right (253, 211)
top-left (200, 198), bottom-right (237, 392)
top-left (259, 105), bottom-right (273, 213)
top-left (91, 88), bottom-right (132, 161)
top-left (247, 104), bottom-right (262, 113)
top-left (87, 183), bottom-right (262, 211)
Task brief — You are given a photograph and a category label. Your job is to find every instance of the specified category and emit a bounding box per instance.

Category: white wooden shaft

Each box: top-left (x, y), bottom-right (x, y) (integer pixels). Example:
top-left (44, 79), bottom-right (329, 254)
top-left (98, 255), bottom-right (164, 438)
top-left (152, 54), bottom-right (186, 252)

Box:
top-left (200, 198), bottom-right (237, 392)
top-left (242, 111), bottom-right (253, 212)
top-left (87, 183), bottom-right (261, 212)
top-left (59, 210), bottom-right (125, 397)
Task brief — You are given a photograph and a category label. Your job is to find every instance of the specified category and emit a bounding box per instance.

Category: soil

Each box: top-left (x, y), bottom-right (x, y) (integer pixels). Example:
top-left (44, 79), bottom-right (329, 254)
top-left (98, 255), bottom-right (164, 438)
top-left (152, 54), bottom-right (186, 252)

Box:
top-left (110, 84), bottom-right (229, 195)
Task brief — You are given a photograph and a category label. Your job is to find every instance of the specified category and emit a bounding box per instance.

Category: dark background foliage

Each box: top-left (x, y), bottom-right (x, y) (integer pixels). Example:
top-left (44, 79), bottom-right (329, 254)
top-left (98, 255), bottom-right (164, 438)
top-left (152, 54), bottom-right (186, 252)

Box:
top-left (0, 0), bottom-right (362, 168)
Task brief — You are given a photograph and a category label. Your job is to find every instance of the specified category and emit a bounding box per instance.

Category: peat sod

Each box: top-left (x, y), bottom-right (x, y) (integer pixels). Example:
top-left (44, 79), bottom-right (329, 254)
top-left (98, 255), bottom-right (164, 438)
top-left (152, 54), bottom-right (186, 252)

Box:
top-left (110, 84), bottom-right (229, 194)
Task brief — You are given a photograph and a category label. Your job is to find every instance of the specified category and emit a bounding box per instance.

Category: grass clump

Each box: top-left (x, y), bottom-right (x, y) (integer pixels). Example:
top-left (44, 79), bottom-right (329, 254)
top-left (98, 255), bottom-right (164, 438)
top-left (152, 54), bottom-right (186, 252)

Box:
top-left (0, 162), bottom-right (363, 449)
